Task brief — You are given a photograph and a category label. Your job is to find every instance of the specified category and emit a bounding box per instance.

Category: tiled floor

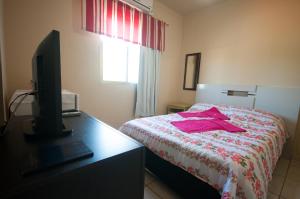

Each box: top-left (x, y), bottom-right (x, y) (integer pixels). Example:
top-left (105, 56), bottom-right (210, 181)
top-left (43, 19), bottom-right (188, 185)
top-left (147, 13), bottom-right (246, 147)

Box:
top-left (144, 158), bottom-right (300, 199)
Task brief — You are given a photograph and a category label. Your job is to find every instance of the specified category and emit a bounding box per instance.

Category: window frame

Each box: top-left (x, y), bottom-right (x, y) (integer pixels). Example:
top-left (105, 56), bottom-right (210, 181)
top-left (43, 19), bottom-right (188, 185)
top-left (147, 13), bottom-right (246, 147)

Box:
top-left (100, 36), bottom-right (140, 85)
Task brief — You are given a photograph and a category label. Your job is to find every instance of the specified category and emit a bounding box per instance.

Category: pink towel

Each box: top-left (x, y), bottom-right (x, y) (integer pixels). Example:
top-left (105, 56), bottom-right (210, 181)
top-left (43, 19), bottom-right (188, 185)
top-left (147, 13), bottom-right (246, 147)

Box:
top-left (171, 119), bottom-right (246, 133)
top-left (178, 107), bottom-right (230, 120)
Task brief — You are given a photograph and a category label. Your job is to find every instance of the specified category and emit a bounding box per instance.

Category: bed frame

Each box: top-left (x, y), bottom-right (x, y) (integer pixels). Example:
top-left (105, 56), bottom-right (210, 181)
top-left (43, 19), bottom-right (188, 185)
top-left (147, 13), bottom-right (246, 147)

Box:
top-left (145, 84), bottom-right (300, 198)
top-left (145, 149), bottom-right (220, 198)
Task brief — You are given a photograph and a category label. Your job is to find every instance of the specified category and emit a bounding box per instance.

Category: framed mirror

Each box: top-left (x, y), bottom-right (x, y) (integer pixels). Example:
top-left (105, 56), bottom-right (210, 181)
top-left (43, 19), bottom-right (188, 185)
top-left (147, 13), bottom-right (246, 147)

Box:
top-left (183, 53), bottom-right (201, 90)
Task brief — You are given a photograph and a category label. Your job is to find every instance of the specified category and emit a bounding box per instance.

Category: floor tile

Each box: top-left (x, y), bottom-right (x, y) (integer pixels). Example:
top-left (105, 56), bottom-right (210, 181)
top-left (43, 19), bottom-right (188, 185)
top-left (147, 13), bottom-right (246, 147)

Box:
top-left (281, 180), bottom-right (300, 199)
top-left (144, 187), bottom-right (161, 199)
top-left (291, 159), bottom-right (300, 168)
top-left (148, 179), bottom-right (182, 199)
top-left (145, 170), bottom-right (156, 185)
top-left (267, 192), bottom-right (279, 199)
top-left (268, 175), bottom-right (285, 195)
top-left (286, 165), bottom-right (300, 182)
top-left (273, 158), bottom-right (290, 177)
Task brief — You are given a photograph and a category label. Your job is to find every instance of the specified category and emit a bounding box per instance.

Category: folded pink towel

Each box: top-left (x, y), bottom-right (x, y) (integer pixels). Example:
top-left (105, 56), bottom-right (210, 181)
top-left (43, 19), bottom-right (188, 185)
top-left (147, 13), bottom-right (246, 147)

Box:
top-left (178, 107), bottom-right (230, 120)
top-left (171, 119), bottom-right (246, 133)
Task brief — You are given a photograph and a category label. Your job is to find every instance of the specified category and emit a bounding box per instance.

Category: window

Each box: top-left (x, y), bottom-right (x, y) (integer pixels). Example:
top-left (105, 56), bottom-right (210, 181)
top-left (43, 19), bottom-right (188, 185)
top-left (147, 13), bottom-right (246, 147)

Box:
top-left (102, 36), bottom-right (140, 84)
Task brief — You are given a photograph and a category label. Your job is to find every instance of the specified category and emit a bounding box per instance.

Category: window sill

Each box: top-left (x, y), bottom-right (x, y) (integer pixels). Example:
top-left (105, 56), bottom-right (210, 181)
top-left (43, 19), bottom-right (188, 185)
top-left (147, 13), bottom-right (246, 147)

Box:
top-left (101, 80), bottom-right (137, 86)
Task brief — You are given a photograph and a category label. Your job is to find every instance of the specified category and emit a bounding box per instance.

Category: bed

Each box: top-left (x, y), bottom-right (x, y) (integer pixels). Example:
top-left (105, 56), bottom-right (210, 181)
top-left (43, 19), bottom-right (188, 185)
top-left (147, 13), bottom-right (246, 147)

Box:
top-left (119, 84), bottom-right (300, 199)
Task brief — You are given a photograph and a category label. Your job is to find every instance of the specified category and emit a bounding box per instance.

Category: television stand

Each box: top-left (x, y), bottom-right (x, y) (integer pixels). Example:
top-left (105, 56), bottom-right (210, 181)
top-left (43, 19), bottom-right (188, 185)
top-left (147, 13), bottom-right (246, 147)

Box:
top-left (0, 112), bottom-right (144, 199)
top-left (22, 119), bottom-right (73, 138)
top-left (21, 141), bottom-right (93, 176)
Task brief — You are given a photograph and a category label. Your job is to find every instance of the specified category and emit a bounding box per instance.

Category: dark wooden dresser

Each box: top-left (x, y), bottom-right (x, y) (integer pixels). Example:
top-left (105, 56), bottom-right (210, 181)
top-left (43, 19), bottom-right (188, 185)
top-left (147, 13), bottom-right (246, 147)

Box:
top-left (0, 112), bottom-right (144, 199)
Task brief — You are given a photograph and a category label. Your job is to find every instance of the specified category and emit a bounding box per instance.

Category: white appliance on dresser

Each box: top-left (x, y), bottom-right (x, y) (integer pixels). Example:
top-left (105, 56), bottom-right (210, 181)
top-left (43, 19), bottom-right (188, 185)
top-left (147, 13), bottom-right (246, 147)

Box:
top-left (9, 89), bottom-right (79, 116)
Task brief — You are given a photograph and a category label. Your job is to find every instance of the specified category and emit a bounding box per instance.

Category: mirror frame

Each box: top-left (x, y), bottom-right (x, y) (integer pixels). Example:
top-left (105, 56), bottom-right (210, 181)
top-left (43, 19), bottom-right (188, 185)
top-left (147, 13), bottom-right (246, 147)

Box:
top-left (183, 53), bottom-right (201, 90)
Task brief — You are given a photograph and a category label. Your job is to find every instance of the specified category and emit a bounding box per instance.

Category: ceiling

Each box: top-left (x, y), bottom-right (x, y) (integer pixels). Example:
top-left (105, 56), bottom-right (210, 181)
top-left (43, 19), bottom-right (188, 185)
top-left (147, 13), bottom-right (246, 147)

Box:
top-left (158, 0), bottom-right (226, 15)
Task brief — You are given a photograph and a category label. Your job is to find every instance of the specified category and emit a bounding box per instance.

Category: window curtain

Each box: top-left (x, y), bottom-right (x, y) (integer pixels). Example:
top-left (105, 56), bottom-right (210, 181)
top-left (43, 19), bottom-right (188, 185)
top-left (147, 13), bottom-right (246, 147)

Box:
top-left (135, 47), bottom-right (160, 117)
top-left (82, 0), bottom-right (166, 52)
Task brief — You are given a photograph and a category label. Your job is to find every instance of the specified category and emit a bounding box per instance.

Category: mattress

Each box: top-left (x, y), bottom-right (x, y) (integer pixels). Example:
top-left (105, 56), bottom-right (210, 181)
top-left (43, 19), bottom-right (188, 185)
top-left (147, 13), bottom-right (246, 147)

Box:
top-left (119, 103), bottom-right (288, 199)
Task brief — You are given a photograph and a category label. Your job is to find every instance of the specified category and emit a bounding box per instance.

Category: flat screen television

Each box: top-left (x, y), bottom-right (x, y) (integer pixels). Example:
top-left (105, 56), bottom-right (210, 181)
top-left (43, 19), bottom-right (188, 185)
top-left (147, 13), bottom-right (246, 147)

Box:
top-left (20, 30), bottom-right (93, 176)
top-left (30, 30), bottom-right (71, 137)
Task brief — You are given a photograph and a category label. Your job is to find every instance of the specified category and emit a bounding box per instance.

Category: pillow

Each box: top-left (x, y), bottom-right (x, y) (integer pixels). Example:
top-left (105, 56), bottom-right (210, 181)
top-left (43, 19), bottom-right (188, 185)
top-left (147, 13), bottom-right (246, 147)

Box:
top-left (178, 107), bottom-right (230, 120)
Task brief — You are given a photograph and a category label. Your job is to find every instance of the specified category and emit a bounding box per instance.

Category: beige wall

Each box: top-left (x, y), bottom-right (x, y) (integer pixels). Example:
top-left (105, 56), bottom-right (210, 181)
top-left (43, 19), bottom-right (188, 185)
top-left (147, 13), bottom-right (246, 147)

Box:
top-left (295, 111), bottom-right (300, 159)
top-left (179, 0), bottom-right (300, 104)
top-left (3, 0), bottom-right (183, 128)
top-left (0, 0), bottom-right (6, 124)
top-left (154, 1), bottom-right (183, 115)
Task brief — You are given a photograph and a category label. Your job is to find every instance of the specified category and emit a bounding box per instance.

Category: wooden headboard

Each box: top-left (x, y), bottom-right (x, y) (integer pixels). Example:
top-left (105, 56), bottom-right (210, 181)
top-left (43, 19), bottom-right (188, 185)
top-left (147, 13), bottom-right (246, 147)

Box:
top-left (195, 84), bottom-right (300, 139)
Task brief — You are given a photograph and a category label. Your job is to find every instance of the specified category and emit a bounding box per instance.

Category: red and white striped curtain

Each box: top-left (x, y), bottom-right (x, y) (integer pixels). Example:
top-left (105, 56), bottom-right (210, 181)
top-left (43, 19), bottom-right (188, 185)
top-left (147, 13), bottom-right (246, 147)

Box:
top-left (82, 0), bottom-right (166, 52)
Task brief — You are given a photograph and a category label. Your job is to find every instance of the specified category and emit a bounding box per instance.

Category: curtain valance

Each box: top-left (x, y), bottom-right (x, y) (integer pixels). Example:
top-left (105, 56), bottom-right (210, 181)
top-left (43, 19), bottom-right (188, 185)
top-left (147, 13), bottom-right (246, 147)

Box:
top-left (82, 0), bottom-right (166, 51)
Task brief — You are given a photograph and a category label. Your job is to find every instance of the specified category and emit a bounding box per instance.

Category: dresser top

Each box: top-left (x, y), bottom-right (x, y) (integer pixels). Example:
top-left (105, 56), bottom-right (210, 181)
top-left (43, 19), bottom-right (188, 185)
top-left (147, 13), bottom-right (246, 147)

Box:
top-left (0, 112), bottom-right (143, 198)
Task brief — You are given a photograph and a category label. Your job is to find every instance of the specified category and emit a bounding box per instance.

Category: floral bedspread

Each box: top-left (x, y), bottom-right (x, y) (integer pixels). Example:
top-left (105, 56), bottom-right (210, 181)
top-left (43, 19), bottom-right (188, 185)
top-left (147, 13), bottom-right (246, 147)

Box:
top-left (119, 103), bottom-right (288, 199)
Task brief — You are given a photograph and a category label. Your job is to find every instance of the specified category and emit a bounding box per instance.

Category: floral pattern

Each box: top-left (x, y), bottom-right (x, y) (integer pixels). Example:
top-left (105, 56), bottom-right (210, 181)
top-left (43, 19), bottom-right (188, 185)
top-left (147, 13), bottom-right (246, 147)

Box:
top-left (119, 103), bottom-right (288, 199)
